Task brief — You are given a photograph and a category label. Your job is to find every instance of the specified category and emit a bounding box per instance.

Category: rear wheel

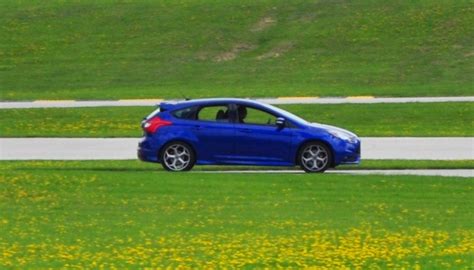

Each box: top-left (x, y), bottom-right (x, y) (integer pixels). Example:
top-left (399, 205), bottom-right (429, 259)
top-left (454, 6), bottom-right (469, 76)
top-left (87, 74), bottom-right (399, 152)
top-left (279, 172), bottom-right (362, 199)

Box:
top-left (298, 142), bottom-right (332, 173)
top-left (161, 142), bottom-right (195, 172)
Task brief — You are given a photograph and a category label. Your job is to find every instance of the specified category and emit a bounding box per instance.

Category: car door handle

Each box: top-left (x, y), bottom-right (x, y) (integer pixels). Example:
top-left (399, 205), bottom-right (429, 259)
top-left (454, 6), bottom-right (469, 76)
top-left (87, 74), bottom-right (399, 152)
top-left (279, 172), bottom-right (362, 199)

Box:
top-left (238, 128), bottom-right (252, 133)
top-left (193, 125), bottom-right (202, 130)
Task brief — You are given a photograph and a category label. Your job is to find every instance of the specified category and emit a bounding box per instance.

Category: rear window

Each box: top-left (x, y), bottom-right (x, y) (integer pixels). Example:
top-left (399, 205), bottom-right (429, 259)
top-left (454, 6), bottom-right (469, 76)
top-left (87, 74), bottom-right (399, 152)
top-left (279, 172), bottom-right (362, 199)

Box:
top-left (172, 106), bottom-right (198, 120)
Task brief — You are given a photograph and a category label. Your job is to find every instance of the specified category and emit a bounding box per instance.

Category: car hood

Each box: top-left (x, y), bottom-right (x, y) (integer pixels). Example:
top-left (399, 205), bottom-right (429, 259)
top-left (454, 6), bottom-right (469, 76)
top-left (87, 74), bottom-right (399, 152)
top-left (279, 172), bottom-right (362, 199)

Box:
top-left (310, 123), bottom-right (358, 138)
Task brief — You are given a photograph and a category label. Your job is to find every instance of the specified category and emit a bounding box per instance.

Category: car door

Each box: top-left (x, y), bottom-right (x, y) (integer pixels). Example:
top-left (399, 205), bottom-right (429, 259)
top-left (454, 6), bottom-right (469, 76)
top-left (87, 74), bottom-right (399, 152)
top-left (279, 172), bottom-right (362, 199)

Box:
top-left (192, 104), bottom-right (235, 162)
top-left (232, 104), bottom-right (293, 164)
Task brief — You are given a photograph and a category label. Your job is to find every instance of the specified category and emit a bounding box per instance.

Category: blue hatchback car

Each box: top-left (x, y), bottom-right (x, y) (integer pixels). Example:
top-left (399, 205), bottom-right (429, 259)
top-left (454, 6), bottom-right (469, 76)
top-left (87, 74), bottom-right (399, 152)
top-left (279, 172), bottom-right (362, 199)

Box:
top-left (138, 98), bottom-right (360, 173)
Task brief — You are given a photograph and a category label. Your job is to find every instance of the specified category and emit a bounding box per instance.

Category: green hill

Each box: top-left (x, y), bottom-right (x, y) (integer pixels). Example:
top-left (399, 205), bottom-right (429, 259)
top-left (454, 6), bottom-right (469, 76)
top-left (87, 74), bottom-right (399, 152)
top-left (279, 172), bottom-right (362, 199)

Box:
top-left (1, 0), bottom-right (473, 100)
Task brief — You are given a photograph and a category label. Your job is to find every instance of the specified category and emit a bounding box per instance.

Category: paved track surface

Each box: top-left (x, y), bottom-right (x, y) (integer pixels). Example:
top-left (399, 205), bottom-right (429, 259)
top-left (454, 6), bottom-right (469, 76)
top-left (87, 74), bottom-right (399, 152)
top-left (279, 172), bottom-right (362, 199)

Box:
top-left (1, 96), bottom-right (473, 109)
top-left (199, 169), bottom-right (473, 178)
top-left (1, 137), bottom-right (472, 160)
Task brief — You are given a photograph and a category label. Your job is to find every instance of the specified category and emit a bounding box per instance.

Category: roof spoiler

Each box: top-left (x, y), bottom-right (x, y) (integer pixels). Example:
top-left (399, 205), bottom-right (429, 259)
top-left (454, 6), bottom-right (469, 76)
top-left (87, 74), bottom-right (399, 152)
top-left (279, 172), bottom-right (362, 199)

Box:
top-left (158, 102), bottom-right (177, 112)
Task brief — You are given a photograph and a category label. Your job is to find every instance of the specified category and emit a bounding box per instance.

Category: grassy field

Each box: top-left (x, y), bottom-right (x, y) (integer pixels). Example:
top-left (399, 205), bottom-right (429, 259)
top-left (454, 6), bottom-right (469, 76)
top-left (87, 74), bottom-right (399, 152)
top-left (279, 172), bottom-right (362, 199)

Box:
top-left (0, 161), bottom-right (472, 268)
top-left (1, 0), bottom-right (473, 100)
top-left (1, 102), bottom-right (472, 137)
top-left (1, 0), bottom-right (473, 267)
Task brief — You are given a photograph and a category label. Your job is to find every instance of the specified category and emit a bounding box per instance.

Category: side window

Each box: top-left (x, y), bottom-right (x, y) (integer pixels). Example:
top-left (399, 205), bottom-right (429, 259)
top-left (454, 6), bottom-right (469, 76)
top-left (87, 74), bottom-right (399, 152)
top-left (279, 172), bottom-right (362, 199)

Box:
top-left (172, 106), bottom-right (197, 120)
top-left (237, 106), bottom-right (277, 126)
top-left (197, 105), bottom-right (230, 122)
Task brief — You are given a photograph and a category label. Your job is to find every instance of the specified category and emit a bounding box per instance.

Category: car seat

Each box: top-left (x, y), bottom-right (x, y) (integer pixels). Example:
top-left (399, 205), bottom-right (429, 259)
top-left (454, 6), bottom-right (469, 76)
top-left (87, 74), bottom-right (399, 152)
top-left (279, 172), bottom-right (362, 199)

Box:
top-left (216, 110), bottom-right (227, 121)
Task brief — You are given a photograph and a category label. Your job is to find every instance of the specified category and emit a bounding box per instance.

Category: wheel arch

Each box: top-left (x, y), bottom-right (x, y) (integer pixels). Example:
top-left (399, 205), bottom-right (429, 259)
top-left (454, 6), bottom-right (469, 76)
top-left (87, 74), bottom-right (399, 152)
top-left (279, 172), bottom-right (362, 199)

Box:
top-left (158, 139), bottom-right (198, 162)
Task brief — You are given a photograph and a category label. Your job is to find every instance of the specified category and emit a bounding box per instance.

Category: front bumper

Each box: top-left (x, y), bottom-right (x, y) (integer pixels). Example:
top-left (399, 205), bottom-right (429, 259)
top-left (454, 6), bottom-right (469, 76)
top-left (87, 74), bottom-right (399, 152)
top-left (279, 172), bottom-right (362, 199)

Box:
top-left (335, 139), bottom-right (361, 165)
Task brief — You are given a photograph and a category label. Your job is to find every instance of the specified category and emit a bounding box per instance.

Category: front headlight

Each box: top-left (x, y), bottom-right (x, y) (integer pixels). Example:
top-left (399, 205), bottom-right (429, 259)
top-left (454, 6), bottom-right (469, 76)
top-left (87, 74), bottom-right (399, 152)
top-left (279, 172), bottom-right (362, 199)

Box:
top-left (329, 130), bottom-right (357, 143)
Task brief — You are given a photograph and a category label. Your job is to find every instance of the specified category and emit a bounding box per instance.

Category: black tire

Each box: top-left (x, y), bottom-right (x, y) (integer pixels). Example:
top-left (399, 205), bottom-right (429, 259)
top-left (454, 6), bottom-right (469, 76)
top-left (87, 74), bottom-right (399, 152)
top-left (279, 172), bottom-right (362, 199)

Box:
top-left (160, 141), bottom-right (196, 172)
top-left (298, 141), bottom-right (332, 173)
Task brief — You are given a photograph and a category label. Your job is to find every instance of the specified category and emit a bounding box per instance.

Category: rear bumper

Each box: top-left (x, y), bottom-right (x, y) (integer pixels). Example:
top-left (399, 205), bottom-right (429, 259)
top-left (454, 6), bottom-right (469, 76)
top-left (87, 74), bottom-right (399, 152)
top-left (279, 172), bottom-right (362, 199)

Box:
top-left (137, 138), bottom-right (159, 163)
top-left (137, 148), bottom-right (159, 163)
top-left (137, 148), bottom-right (147, 161)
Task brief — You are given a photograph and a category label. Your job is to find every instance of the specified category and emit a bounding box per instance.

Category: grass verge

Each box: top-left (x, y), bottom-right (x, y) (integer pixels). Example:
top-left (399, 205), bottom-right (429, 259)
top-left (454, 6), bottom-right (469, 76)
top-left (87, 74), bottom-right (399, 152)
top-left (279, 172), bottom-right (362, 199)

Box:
top-left (1, 102), bottom-right (473, 137)
top-left (1, 0), bottom-right (473, 100)
top-left (0, 161), bottom-right (472, 268)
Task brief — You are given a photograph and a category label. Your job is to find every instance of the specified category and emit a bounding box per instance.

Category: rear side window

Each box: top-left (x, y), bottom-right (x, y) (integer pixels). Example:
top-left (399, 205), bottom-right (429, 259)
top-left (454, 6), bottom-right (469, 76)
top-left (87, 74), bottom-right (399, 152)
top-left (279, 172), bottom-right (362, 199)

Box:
top-left (197, 105), bottom-right (230, 122)
top-left (172, 106), bottom-right (197, 120)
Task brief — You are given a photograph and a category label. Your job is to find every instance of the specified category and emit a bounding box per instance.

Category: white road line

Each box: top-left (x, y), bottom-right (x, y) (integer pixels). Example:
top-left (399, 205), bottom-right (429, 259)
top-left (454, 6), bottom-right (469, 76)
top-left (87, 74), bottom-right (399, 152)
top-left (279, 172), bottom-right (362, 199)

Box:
top-left (1, 96), bottom-right (473, 109)
top-left (329, 169), bottom-right (473, 178)
top-left (197, 169), bottom-right (473, 178)
top-left (1, 138), bottom-right (472, 160)
top-left (265, 96), bottom-right (474, 105)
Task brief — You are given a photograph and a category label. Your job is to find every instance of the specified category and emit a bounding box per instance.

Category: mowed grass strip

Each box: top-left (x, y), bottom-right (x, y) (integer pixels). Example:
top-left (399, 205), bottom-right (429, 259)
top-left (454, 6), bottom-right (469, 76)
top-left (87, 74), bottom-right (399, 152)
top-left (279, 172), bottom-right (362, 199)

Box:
top-left (1, 102), bottom-right (472, 137)
top-left (1, 0), bottom-right (473, 100)
top-left (0, 161), bottom-right (472, 268)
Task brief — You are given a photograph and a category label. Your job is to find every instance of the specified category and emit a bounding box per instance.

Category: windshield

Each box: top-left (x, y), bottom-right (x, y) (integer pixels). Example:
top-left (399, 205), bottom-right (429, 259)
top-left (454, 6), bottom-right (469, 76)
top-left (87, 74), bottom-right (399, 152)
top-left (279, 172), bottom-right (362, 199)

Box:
top-left (262, 103), bottom-right (309, 125)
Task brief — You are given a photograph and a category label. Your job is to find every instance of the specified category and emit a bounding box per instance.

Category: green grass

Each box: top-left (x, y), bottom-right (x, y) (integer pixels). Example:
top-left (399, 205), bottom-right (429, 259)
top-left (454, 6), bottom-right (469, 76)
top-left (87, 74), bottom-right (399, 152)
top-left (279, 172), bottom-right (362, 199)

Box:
top-left (1, 161), bottom-right (473, 268)
top-left (1, 102), bottom-right (472, 137)
top-left (1, 0), bottom-right (473, 100)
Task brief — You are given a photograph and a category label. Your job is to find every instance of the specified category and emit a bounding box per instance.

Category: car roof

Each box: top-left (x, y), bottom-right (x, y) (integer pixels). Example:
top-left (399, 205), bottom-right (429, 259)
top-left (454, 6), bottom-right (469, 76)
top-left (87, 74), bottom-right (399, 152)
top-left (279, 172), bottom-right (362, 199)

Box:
top-left (159, 98), bottom-right (266, 110)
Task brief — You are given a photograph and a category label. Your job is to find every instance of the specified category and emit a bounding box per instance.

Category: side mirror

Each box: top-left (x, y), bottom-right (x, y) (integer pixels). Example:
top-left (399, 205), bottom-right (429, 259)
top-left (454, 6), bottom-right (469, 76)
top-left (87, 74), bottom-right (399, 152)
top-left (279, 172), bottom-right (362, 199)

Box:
top-left (276, 117), bottom-right (286, 128)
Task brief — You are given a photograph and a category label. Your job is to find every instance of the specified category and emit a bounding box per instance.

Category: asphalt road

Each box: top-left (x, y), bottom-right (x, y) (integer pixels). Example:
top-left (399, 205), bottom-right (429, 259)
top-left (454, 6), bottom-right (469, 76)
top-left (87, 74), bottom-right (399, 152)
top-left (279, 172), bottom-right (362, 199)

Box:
top-left (1, 137), bottom-right (472, 160)
top-left (1, 96), bottom-right (473, 109)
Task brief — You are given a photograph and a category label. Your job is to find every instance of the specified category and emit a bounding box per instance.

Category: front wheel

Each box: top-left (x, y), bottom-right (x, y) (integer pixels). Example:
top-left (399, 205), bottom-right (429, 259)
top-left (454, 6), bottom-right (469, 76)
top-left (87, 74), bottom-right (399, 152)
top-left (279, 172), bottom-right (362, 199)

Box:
top-left (160, 142), bottom-right (195, 172)
top-left (298, 142), bottom-right (332, 173)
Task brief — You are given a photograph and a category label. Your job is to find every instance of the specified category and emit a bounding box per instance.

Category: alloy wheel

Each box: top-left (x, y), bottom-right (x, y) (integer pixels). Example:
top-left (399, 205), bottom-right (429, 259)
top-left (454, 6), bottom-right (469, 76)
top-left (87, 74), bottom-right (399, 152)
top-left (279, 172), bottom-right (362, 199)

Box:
top-left (301, 144), bottom-right (329, 172)
top-left (163, 144), bottom-right (191, 171)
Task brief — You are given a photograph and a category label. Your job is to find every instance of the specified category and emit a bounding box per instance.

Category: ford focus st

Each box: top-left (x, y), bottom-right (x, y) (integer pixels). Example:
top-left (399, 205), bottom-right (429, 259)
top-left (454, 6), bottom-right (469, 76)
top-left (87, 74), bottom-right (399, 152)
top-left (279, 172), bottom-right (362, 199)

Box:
top-left (138, 98), bottom-right (360, 173)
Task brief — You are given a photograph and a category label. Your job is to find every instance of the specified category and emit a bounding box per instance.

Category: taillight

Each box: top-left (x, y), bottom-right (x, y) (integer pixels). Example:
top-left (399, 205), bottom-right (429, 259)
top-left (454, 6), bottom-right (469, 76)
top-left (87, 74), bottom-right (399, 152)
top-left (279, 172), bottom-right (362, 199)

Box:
top-left (143, 117), bottom-right (172, 133)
